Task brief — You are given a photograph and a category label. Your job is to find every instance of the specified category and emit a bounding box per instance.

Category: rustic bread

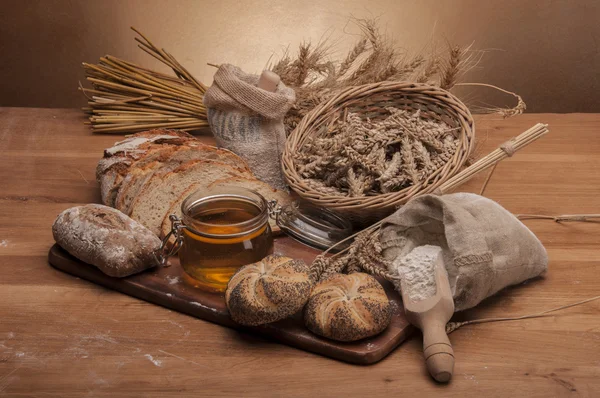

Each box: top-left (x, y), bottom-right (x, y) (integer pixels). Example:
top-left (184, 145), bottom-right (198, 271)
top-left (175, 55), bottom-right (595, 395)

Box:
top-left (114, 146), bottom-right (194, 214)
top-left (97, 131), bottom-right (197, 206)
top-left (304, 273), bottom-right (391, 342)
top-left (115, 144), bottom-right (252, 214)
top-left (159, 176), bottom-right (291, 239)
top-left (129, 159), bottom-right (254, 235)
top-left (96, 157), bottom-right (133, 206)
top-left (52, 204), bottom-right (160, 277)
top-left (225, 255), bottom-right (312, 326)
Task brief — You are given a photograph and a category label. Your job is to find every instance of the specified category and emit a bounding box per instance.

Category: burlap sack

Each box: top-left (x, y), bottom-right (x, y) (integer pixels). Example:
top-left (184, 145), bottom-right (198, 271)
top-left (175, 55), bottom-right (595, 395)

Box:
top-left (380, 193), bottom-right (548, 311)
top-left (203, 64), bottom-right (295, 190)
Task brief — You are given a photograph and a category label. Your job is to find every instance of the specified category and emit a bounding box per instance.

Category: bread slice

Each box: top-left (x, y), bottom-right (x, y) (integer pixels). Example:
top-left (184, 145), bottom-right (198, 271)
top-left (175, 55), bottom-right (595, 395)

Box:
top-left (97, 157), bottom-right (132, 206)
top-left (129, 160), bottom-right (254, 235)
top-left (114, 144), bottom-right (252, 215)
top-left (97, 130), bottom-right (199, 207)
top-left (160, 176), bottom-right (291, 239)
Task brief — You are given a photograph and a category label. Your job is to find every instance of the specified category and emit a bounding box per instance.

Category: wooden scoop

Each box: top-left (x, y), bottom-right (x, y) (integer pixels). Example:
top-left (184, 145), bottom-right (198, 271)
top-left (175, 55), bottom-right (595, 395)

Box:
top-left (400, 250), bottom-right (455, 382)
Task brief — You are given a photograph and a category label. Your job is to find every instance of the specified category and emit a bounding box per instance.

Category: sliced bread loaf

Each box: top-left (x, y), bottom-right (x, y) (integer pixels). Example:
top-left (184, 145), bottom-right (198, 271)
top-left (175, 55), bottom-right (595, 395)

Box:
top-left (114, 144), bottom-right (252, 215)
top-left (129, 160), bottom-right (254, 235)
top-left (97, 130), bottom-right (198, 206)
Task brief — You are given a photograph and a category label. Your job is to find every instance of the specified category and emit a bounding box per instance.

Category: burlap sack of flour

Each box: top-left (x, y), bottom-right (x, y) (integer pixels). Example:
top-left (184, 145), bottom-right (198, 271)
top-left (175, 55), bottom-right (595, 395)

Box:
top-left (380, 193), bottom-right (548, 311)
top-left (203, 64), bottom-right (295, 190)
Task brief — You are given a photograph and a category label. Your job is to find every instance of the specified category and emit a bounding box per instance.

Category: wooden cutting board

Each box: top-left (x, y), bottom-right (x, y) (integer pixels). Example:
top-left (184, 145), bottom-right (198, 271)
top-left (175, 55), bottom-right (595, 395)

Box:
top-left (47, 236), bottom-right (413, 365)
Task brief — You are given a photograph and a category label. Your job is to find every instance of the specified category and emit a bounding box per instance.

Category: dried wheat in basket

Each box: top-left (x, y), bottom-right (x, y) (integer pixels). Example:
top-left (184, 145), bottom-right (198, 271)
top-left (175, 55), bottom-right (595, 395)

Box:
top-left (282, 81), bottom-right (475, 225)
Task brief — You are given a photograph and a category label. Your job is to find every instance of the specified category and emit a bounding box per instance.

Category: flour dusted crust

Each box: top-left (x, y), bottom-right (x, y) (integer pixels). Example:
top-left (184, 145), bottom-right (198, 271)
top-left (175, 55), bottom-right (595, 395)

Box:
top-left (225, 255), bottom-right (312, 326)
top-left (103, 129), bottom-right (195, 157)
top-left (304, 272), bottom-right (391, 342)
top-left (97, 130), bottom-right (198, 206)
top-left (52, 204), bottom-right (161, 277)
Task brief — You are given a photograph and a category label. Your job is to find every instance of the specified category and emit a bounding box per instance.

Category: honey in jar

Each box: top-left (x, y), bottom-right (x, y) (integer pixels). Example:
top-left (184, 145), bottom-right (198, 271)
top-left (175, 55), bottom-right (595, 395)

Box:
top-left (177, 187), bottom-right (273, 292)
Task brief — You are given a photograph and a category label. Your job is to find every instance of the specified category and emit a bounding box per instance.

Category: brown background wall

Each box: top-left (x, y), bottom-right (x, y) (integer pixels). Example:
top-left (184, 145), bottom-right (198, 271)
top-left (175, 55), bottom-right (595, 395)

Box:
top-left (1, 0), bottom-right (598, 112)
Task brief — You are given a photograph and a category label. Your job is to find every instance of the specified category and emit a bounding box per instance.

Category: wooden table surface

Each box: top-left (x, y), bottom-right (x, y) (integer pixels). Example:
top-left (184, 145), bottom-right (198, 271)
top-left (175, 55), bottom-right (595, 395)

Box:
top-left (1, 108), bottom-right (599, 397)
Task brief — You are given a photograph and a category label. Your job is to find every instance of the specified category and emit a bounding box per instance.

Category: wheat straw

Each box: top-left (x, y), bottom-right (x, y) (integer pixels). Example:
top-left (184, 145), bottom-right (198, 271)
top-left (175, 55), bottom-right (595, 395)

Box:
top-left (438, 123), bottom-right (549, 193)
top-left (80, 28), bottom-right (208, 134)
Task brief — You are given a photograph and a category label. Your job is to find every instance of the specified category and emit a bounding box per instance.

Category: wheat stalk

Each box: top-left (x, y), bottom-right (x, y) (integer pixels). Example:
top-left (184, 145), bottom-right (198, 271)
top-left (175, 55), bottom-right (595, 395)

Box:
top-left (80, 28), bottom-right (208, 134)
top-left (439, 45), bottom-right (464, 90)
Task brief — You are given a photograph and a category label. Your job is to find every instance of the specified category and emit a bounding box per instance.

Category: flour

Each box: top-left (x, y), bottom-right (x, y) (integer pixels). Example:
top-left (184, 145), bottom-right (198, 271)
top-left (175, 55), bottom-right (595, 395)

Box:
top-left (392, 245), bottom-right (442, 302)
top-left (190, 301), bottom-right (219, 313)
top-left (144, 354), bottom-right (162, 367)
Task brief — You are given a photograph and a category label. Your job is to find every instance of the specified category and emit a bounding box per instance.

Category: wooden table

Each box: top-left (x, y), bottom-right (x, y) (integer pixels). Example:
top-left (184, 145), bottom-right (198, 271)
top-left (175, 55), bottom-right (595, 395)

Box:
top-left (1, 108), bottom-right (599, 397)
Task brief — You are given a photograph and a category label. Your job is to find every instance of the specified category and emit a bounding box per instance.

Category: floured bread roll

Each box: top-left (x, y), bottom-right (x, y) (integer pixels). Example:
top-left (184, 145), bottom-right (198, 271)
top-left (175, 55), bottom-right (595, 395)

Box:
top-left (225, 255), bottom-right (312, 326)
top-left (52, 204), bottom-right (161, 277)
top-left (304, 273), bottom-right (391, 342)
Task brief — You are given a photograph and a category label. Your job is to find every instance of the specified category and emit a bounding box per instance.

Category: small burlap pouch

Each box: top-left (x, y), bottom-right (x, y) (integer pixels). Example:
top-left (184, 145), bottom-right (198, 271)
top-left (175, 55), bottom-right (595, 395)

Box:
top-left (380, 193), bottom-right (548, 311)
top-left (203, 64), bottom-right (295, 190)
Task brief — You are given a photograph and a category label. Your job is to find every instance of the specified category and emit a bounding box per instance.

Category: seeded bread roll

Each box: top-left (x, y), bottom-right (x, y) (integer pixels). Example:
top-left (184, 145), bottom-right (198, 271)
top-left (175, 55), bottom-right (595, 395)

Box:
top-left (225, 255), bottom-right (312, 326)
top-left (52, 204), bottom-right (161, 277)
top-left (304, 273), bottom-right (391, 342)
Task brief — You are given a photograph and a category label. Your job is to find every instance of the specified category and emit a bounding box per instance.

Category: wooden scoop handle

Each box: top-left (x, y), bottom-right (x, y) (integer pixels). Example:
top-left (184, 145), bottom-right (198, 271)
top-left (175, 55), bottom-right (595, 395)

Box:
top-left (422, 316), bottom-right (455, 383)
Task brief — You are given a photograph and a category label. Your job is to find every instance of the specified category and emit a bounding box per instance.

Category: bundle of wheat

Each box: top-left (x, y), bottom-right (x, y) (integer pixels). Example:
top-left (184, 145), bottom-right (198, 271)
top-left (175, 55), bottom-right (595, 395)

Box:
top-left (272, 19), bottom-right (523, 135)
top-left (80, 28), bottom-right (208, 134)
top-left (294, 108), bottom-right (460, 197)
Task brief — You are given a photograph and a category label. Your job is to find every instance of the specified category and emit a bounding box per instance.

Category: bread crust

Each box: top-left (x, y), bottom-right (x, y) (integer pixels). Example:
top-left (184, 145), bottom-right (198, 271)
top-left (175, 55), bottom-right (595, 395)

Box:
top-left (304, 273), bottom-right (391, 342)
top-left (52, 204), bottom-right (161, 277)
top-left (225, 255), bottom-right (312, 326)
top-left (129, 159), bottom-right (253, 235)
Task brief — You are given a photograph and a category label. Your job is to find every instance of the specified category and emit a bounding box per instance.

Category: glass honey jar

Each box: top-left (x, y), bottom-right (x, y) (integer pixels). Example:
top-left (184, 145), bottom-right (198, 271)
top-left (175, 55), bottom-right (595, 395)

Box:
top-left (156, 186), bottom-right (353, 293)
top-left (158, 186), bottom-right (273, 292)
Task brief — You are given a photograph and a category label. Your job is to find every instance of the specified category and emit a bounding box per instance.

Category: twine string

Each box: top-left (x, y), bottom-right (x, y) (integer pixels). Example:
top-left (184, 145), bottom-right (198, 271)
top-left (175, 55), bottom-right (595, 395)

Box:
top-left (446, 295), bottom-right (600, 334)
top-left (499, 140), bottom-right (516, 157)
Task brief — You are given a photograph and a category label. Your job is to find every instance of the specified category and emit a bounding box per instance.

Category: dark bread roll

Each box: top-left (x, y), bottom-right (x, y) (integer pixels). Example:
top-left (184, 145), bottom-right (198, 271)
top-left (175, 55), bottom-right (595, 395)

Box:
top-left (304, 273), bottom-right (391, 342)
top-left (225, 255), bottom-right (312, 326)
top-left (52, 204), bottom-right (161, 277)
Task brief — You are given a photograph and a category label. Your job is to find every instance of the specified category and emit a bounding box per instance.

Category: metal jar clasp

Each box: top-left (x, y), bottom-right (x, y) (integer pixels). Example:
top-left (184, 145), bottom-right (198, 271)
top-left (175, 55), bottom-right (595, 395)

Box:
top-left (153, 215), bottom-right (185, 266)
top-left (267, 199), bottom-right (282, 224)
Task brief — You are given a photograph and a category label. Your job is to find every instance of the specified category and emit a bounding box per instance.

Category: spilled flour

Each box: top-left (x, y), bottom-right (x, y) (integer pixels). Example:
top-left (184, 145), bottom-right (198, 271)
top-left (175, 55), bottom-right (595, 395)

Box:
top-left (144, 354), bottom-right (162, 367)
top-left (392, 245), bottom-right (441, 302)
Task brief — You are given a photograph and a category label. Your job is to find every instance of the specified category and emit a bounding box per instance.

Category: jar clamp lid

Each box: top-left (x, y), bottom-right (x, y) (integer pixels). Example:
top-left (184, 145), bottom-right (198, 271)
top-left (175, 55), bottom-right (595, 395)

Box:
top-left (270, 201), bottom-right (353, 252)
top-left (155, 190), bottom-right (354, 265)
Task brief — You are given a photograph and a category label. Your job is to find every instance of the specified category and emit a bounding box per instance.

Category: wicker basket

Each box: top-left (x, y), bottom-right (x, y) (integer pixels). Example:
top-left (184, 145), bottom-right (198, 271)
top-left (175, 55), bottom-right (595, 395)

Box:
top-left (282, 81), bottom-right (475, 225)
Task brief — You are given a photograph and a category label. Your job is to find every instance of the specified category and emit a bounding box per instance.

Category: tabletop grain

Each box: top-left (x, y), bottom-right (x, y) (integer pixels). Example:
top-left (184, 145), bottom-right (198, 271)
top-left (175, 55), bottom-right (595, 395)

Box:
top-left (0, 108), bottom-right (599, 397)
